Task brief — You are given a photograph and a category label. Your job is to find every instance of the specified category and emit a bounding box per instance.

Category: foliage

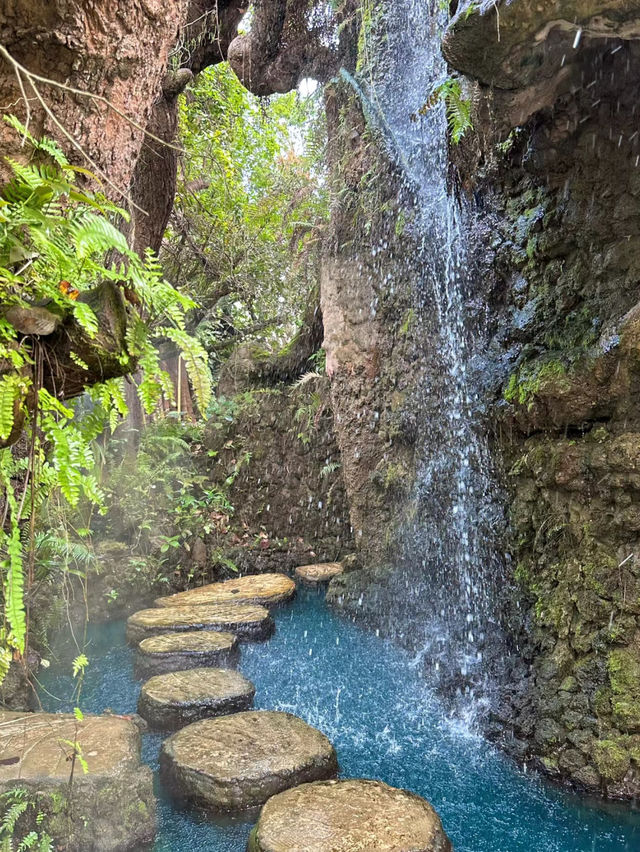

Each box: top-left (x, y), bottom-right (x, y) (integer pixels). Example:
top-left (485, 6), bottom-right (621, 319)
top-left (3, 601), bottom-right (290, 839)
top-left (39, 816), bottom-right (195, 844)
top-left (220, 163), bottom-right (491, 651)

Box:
top-left (416, 78), bottom-right (472, 144)
top-left (0, 789), bottom-right (53, 852)
top-left (0, 120), bottom-right (211, 674)
top-left (293, 390), bottom-right (323, 445)
top-left (161, 63), bottom-right (328, 362)
top-left (92, 416), bottom-right (247, 581)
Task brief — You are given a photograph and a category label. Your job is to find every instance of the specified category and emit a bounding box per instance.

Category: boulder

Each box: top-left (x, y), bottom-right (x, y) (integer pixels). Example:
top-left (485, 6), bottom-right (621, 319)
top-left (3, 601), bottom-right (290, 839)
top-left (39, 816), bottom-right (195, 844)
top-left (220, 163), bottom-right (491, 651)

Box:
top-left (137, 668), bottom-right (255, 730)
top-left (126, 603), bottom-right (274, 645)
top-left (0, 711), bottom-right (155, 852)
top-left (135, 630), bottom-right (239, 679)
top-left (154, 573), bottom-right (296, 608)
top-left (295, 562), bottom-right (344, 585)
top-left (160, 710), bottom-right (338, 811)
top-left (247, 779), bottom-right (453, 852)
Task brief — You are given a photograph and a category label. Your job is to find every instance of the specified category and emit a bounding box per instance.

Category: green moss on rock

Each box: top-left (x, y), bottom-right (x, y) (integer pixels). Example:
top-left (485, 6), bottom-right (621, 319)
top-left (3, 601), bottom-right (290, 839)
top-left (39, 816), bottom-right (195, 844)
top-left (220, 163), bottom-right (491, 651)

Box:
top-left (608, 648), bottom-right (640, 732)
top-left (592, 739), bottom-right (631, 782)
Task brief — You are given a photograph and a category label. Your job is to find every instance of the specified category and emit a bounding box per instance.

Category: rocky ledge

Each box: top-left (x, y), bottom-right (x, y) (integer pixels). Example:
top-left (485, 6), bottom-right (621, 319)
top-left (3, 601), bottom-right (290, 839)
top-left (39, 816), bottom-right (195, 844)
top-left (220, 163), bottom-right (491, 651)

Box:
top-left (126, 603), bottom-right (274, 645)
top-left (0, 711), bottom-right (155, 852)
top-left (160, 710), bottom-right (338, 811)
top-left (135, 630), bottom-right (239, 678)
top-left (137, 668), bottom-right (255, 730)
top-left (443, 0), bottom-right (640, 125)
top-left (247, 778), bottom-right (452, 852)
top-left (155, 573), bottom-right (296, 608)
top-left (295, 562), bottom-right (344, 585)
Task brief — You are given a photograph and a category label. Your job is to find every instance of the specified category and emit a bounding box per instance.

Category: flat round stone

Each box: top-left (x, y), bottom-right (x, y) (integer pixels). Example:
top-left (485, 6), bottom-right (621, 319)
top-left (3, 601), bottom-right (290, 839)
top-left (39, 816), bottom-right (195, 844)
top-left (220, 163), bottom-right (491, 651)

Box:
top-left (295, 562), bottom-right (344, 585)
top-left (155, 573), bottom-right (296, 608)
top-left (137, 668), bottom-right (255, 730)
top-left (135, 630), bottom-right (239, 678)
top-left (126, 603), bottom-right (274, 645)
top-left (248, 779), bottom-right (453, 852)
top-left (0, 711), bottom-right (155, 851)
top-left (160, 710), bottom-right (338, 811)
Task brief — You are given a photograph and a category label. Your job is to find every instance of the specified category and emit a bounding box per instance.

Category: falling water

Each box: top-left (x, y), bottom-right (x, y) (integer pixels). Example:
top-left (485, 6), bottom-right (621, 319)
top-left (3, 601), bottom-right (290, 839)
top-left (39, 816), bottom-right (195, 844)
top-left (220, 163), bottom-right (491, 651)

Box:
top-left (355, 0), bottom-right (506, 709)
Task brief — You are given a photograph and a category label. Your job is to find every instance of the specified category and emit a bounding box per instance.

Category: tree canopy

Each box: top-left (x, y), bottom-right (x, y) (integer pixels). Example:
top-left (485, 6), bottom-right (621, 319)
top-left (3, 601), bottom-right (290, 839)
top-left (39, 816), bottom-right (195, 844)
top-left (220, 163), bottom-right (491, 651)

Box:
top-left (161, 63), bottom-right (328, 365)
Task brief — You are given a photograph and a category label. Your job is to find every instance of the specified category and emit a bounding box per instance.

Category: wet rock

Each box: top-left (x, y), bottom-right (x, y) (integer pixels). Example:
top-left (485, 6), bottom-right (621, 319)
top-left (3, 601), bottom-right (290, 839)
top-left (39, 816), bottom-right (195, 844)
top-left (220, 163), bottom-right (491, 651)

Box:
top-left (155, 573), bottom-right (296, 609)
top-left (160, 710), bottom-right (338, 811)
top-left (295, 562), bottom-right (344, 585)
top-left (135, 630), bottom-right (239, 679)
top-left (126, 603), bottom-right (274, 645)
top-left (247, 778), bottom-right (452, 852)
top-left (0, 711), bottom-right (155, 852)
top-left (137, 668), bottom-right (255, 730)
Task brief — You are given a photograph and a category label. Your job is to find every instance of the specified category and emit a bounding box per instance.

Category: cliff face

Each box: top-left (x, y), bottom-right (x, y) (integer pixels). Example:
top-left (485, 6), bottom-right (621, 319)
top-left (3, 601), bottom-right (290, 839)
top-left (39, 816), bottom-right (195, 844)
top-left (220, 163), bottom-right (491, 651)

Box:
top-left (319, 0), bottom-right (640, 800)
top-left (447, 8), bottom-right (640, 798)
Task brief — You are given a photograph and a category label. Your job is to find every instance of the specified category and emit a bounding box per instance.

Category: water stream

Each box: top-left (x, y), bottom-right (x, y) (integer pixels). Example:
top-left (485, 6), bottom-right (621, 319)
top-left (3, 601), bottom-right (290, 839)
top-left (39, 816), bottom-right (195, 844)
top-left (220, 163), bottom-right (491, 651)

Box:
top-left (349, 0), bottom-right (506, 697)
top-left (39, 590), bottom-right (640, 851)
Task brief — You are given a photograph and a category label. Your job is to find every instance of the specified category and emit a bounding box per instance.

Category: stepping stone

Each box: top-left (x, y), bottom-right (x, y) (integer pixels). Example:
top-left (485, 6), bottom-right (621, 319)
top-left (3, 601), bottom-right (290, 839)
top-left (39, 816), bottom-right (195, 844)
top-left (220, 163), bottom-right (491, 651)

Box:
top-left (154, 573), bottom-right (296, 608)
top-left (137, 668), bottom-right (255, 730)
top-left (0, 711), bottom-right (155, 852)
top-left (135, 630), bottom-right (239, 679)
top-left (126, 603), bottom-right (274, 645)
top-left (248, 779), bottom-right (453, 852)
top-left (160, 710), bottom-right (338, 811)
top-left (295, 562), bottom-right (344, 585)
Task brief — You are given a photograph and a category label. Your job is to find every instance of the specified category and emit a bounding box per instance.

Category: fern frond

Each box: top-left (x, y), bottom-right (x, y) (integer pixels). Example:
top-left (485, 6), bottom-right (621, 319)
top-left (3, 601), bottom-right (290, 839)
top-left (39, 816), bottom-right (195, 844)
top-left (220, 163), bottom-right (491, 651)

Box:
top-left (160, 327), bottom-right (212, 413)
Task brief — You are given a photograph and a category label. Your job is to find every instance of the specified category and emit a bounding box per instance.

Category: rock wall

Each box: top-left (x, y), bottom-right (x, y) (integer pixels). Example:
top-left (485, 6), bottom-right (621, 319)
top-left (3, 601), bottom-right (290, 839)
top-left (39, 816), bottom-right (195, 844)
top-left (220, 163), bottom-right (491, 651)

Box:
top-left (321, 79), bottom-right (422, 573)
top-left (445, 1), bottom-right (640, 799)
top-left (203, 378), bottom-right (352, 572)
top-left (319, 0), bottom-right (640, 801)
top-left (0, 0), bottom-right (186, 192)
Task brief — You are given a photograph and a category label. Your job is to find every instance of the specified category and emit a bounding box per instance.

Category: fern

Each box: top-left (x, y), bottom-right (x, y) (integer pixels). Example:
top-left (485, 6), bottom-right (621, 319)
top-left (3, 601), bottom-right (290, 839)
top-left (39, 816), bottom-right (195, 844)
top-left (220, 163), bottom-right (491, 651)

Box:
top-left (419, 77), bottom-right (472, 144)
top-left (0, 118), bottom-right (212, 678)
top-left (0, 376), bottom-right (18, 442)
top-left (71, 302), bottom-right (99, 338)
top-left (161, 327), bottom-right (212, 414)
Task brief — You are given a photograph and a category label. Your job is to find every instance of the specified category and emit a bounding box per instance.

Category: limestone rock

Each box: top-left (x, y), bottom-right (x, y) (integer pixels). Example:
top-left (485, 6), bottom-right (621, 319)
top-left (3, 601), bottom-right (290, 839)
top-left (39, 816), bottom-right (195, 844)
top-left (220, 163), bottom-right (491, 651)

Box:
top-left (247, 779), bottom-right (452, 852)
top-left (126, 603), bottom-right (274, 645)
top-left (135, 630), bottom-right (239, 679)
top-left (155, 573), bottom-right (296, 609)
top-left (160, 710), bottom-right (338, 811)
top-left (0, 711), bottom-right (155, 852)
top-left (295, 562), bottom-right (344, 585)
top-left (137, 668), bottom-right (255, 730)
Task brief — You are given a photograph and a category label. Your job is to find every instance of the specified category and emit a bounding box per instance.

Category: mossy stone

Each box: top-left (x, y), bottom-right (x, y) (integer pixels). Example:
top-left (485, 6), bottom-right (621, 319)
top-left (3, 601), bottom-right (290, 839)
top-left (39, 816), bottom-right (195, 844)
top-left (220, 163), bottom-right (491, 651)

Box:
top-left (592, 739), bottom-right (631, 782)
top-left (137, 668), bottom-right (255, 730)
top-left (0, 711), bottom-right (155, 852)
top-left (155, 573), bottom-right (296, 609)
top-left (608, 648), bottom-right (640, 732)
top-left (247, 779), bottom-right (452, 852)
top-left (135, 630), bottom-right (239, 678)
top-left (160, 710), bottom-right (338, 811)
top-left (295, 562), bottom-right (344, 585)
top-left (126, 603), bottom-right (274, 645)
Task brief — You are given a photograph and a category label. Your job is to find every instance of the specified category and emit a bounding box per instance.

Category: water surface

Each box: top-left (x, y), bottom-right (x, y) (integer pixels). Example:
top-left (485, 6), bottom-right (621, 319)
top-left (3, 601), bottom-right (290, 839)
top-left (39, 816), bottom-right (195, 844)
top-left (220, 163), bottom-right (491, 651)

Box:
top-left (39, 589), bottom-right (640, 851)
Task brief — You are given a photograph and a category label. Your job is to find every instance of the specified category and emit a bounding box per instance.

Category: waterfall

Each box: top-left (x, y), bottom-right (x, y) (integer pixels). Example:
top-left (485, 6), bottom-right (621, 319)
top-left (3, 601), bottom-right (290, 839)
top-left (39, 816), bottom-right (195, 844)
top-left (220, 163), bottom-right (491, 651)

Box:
top-left (356, 0), bottom-right (506, 713)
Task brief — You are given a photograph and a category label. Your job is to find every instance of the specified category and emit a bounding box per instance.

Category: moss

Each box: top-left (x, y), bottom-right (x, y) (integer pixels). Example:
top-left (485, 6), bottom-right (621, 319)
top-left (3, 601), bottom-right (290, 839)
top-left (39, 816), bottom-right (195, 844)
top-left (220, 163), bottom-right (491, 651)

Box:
top-left (247, 825), bottom-right (259, 852)
top-left (399, 308), bottom-right (415, 336)
top-left (372, 460), bottom-right (411, 493)
top-left (608, 648), bottom-right (640, 732)
top-left (592, 739), bottom-right (631, 782)
top-left (503, 360), bottom-right (568, 408)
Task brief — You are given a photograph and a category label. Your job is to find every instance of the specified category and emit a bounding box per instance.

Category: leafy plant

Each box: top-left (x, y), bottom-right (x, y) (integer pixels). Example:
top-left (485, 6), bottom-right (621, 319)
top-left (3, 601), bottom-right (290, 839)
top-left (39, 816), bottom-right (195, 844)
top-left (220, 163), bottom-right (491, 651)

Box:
top-left (162, 63), bottom-right (328, 362)
top-left (0, 119), bottom-right (212, 674)
top-left (416, 78), bottom-right (472, 144)
top-left (0, 788), bottom-right (53, 852)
